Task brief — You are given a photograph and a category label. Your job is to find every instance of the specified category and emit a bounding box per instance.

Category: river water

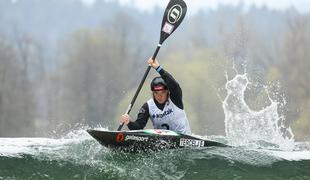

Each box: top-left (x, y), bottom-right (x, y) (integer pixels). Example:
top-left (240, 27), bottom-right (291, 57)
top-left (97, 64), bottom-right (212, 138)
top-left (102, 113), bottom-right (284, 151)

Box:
top-left (1, 73), bottom-right (310, 180)
top-left (0, 134), bottom-right (310, 180)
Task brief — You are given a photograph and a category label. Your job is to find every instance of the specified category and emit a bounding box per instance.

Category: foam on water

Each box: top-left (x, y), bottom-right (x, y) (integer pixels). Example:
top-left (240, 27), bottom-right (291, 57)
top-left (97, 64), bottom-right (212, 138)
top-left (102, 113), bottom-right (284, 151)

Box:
top-left (265, 150), bottom-right (310, 161)
top-left (222, 73), bottom-right (295, 150)
top-left (0, 128), bottom-right (104, 163)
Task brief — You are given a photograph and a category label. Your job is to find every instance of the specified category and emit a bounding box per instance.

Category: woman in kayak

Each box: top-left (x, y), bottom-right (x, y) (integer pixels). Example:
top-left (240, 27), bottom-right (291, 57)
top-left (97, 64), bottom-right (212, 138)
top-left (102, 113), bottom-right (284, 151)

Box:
top-left (119, 58), bottom-right (191, 135)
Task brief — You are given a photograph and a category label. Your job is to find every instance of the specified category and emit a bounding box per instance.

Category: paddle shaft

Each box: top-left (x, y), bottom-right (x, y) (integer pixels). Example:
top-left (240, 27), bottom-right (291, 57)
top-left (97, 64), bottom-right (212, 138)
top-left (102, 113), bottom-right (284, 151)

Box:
top-left (116, 0), bottom-right (187, 131)
top-left (117, 45), bottom-right (161, 131)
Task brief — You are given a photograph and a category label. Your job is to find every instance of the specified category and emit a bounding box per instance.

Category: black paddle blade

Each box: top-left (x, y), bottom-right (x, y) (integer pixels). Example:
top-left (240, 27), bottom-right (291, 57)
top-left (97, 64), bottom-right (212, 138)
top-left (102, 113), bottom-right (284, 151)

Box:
top-left (160, 0), bottom-right (187, 44)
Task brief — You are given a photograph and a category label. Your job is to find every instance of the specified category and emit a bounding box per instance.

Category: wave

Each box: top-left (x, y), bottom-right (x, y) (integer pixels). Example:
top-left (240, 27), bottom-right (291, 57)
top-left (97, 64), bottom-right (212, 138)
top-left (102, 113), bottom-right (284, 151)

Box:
top-left (1, 129), bottom-right (310, 180)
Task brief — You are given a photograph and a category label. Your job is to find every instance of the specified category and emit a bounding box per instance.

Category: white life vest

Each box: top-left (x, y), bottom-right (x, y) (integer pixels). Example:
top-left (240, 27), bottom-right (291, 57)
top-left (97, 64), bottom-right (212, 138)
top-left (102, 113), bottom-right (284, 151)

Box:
top-left (147, 98), bottom-right (191, 135)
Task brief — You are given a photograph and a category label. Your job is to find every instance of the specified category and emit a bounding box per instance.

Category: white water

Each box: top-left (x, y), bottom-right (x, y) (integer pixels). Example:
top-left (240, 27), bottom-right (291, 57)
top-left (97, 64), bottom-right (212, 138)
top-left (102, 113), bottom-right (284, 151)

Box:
top-left (223, 73), bottom-right (295, 150)
top-left (0, 130), bottom-right (310, 164)
top-left (0, 129), bottom-right (97, 159)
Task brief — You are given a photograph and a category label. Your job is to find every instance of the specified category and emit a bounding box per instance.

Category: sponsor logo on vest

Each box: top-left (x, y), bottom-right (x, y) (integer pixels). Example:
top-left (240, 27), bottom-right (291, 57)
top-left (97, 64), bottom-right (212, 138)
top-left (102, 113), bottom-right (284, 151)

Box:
top-left (152, 108), bottom-right (173, 119)
top-left (179, 138), bottom-right (205, 147)
top-left (116, 133), bottom-right (125, 143)
top-left (125, 135), bottom-right (149, 142)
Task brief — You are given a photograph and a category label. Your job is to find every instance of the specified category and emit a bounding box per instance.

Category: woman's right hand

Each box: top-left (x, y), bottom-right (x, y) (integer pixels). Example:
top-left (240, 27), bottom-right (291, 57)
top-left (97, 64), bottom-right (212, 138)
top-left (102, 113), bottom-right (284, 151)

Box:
top-left (147, 57), bottom-right (160, 69)
top-left (119, 114), bottom-right (130, 125)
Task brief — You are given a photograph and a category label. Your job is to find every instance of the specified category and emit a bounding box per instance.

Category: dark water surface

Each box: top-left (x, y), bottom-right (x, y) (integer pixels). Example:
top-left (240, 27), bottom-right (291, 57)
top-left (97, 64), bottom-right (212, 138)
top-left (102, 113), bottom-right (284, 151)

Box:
top-left (1, 131), bottom-right (310, 180)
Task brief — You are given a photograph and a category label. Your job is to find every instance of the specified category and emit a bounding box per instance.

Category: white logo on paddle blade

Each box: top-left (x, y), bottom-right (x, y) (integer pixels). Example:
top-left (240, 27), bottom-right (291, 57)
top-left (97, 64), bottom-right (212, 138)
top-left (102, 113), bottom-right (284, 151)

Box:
top-left (167, 4), bottom-right (182, 24)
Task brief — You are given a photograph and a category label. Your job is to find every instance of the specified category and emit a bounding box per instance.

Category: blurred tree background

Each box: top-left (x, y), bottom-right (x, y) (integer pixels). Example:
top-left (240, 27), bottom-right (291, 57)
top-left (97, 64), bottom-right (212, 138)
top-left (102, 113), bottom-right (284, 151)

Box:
top-left (0, 0), bottom-right (309, 140)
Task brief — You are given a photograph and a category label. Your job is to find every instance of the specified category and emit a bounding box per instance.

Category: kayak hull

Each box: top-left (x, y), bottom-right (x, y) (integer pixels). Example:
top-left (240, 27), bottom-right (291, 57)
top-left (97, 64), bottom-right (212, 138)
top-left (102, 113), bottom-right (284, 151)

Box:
top-left (87, 129), bottom-right (228, 152)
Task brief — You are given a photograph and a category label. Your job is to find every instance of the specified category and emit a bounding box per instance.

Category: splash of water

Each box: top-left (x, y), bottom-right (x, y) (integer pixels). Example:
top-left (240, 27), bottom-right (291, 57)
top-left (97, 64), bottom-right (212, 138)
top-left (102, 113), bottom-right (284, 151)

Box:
top-left (223, 73), bottom-right (294, 150)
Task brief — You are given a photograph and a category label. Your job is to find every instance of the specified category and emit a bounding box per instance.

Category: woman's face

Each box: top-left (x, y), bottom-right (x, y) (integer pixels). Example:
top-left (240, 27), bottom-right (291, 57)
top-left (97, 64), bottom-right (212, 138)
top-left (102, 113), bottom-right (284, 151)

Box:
top-left (153, 90), bottom-right (169, 104)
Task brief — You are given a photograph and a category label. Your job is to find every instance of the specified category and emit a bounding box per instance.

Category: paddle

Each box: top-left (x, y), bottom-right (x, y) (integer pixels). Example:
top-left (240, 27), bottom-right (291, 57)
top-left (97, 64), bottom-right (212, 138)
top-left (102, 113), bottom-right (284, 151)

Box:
top-left (117, 0), bottom-right (187, 131)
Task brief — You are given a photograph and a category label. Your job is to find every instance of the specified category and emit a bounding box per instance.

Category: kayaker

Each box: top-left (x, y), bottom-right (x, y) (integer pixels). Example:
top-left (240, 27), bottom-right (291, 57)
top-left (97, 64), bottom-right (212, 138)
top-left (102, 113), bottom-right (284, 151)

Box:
top-left (119, 58), bottom-right (191, 135)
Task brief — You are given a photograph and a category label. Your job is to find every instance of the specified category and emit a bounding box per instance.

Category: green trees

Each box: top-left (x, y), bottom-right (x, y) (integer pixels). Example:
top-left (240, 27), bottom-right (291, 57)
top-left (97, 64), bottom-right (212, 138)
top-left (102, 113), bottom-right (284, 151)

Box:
top-left (277, 15), bottom-right (310, 140)
top-left (48, 12), bottom-right (146, 130)
top-left (0, 36), bottom-right (40, 136)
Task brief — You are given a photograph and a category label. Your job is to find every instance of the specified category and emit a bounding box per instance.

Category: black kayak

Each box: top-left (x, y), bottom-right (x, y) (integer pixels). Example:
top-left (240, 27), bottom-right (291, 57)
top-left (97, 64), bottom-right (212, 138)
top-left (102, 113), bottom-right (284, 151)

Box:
top-left (87, 129), bottom-right (228, 152)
